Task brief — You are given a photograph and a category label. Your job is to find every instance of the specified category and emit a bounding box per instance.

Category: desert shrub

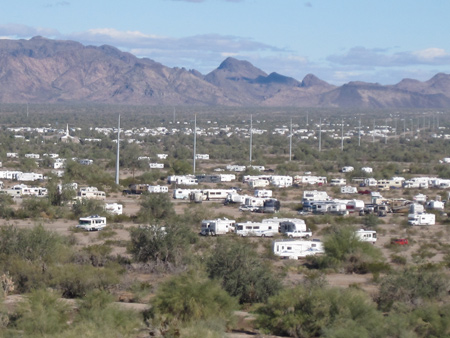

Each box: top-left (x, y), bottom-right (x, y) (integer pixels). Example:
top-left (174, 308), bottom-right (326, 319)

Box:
top-left (12, 289), bottom-right (70, 336)
top-left (0, 194), bottom-right (14, 219)
top-left (0, 225), bottom-right (71, 264)
top-left (50, 263), bottom-right (121, 298)
top-left (377, 266), bottom-right (449, 312)
top-left (128, 224), bottom-right (196, 266)
top-left (256, 285), bottom-right (384, 338)
top-left (149, 271), bottom-right (237, 332)
top-left (136, 193), bottom-right (175, 224)
top-left (206, 237), bottom-right (282, 304)
top-left (71, 198), bottom-right (105, 219)
top-left (307, 226), bottom-right (385, 273)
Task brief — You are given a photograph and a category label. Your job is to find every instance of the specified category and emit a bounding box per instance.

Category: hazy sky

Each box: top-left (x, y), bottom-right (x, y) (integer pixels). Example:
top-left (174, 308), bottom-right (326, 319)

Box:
top-left (1, 0), bottom-right (449, 85)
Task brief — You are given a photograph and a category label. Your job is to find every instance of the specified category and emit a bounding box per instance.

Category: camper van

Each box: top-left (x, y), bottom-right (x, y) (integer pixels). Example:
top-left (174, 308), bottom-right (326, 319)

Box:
top-left (77, 215), bottom-right (107, 231)
top-left (273, 239), bottom-right (324, 259)
top-left (235, 222), bottom-right (277, 237)
top-left (408, 213), bottom-right (435, 226)
top-left (355, 229), bottom-right (377, 244)
top-left (200, 218), bottom-right (236, 236)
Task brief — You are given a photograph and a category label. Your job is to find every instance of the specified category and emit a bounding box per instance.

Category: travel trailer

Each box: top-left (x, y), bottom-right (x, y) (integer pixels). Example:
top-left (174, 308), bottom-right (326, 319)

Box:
top-left (273, 239), bottom-right (324, 259)
top-left (77, 215), bottom-right (107, 231)
top-left (105, 203), bottom-right (123, 215)
top-left (200, 218), bottom-right (236, 236)
top-left (355, 229), bottom-right (377, 244)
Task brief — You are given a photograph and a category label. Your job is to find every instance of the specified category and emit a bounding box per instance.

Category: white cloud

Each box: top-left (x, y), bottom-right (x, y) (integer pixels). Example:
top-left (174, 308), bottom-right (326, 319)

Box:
top-left (328, 46), bottom-right (450, 67)
top-left (0, 24), bottom-right (59, 38)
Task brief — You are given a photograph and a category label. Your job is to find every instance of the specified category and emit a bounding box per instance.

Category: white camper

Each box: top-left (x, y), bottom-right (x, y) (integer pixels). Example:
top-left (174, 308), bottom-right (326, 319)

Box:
top-left (355, 229), bottom-right (377, 244)
top-left (173, 189), bottom-right (200, 200)
top-left (341, 166), bottom-right (354, 173)
top-left (302, 190), bottom-right (330, 203)
top-left (273, 239), bottom-right (324, 259)
top-left (340, 186), bottom-right (357, 194)
top-left (105, 203), bottom-right (123, 215)
top-left (330, 178), bottom-right (347, 186)
top-left (200, 218), bottom-right (236, 236)
top-left (235, 221), bottom-right (277, 237)
top-left (426, 200), bottom-right (444, 211)
top-left (77, 215), bottom-right (107, 231)
top-left (408, 213), bottom-right (435, 226)
top-left (254, 189), bottom-right (273, 198)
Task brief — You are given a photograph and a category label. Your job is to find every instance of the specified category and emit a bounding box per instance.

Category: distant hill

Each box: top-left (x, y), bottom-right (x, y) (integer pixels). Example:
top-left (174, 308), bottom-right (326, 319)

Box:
top-left (0, 36), bottom-right (450, 108)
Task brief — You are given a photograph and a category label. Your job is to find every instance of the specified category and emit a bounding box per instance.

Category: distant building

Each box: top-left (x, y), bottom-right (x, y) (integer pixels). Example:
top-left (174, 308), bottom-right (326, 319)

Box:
top-left (60, 124), bottom-right (80, 144)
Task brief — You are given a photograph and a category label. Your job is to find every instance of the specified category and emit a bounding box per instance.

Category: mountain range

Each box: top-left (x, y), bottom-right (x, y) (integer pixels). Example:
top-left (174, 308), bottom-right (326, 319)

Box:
top-left (1, 36), bottom-right (450, 108)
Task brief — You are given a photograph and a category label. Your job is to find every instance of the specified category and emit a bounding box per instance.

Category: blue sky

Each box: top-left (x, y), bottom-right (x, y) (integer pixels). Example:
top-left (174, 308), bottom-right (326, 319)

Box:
top-left (1, 0), bottom-right (449, 85)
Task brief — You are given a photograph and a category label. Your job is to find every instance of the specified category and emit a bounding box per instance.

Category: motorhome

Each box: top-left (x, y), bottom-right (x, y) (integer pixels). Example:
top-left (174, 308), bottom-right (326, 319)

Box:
top-left (330, 178), bottom-right (347, 186)
top-left (200, 218), bottom-right (236, 236)
top-left (361, 167), bottom-right (373, 173)
top-left (341, 166), bottom-right (354, 173)
top-left (248, 179), bottom-right (270, 188)
top-left (105, 203), bottom-right (123, 215)
top-left (273, 239), bottom-right (324, 259)
top-left (149, 163), bottom-right (164, 169)
top-left (355, 229), bottom-right (377, 244)
top-left (235, 221), bottom-right (277, 237)
top-left (254, 189), bottom-right (272, 198)
top-left (293, 175), bottom-right (327, 186)
top-left (346, 199), bottom-right (365, 212)
top-left (78, 187), bottom-right (106, 200)
top-left (147, 185), bottom-right (169, 193)
top-left (270, 175), bottom-right (293, 188)
top-left (312, 201), bottom-right (348, 215)
top-left (277, 219), bottom-right (307, 233)
top-left (302, 190), bottom-right (330, 203)
top-left (408, 213), bottom-right (435, 226)
top-left (409, 203), bottom-right (424, 214)
top-left (426, 200), bottom-right (444, 211)
top-left (224, 192), bottom-right (248, 204)
top-left (259, 198), bottom-right (281, 213)
top-left (239, 196), bottom-right (266, 211)
top-left (203, 189), bottom-right (236, 201)
top-left (173, 189), bottom-right (201, 200)
top-left (77, 215), bottom-right (107, 231)
top-left (167, 175), bottom-right (197, 185)
top-left (341, 186), bottom-right (357, 194)
top-left (128, 184), bottom-right (150, 194)
top-left (16, 172), bottom-right (44, 182)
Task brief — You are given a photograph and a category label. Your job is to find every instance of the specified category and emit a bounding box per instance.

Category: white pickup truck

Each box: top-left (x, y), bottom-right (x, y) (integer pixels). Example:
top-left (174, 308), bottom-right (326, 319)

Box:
top-left (285, 229), bottom-right (312, 239)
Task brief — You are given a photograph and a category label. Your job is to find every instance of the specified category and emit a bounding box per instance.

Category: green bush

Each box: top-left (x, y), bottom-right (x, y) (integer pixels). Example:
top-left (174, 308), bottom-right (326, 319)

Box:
top-left (206, 237), bottom-right (282, 304)
top-left (136, 193), bottom-right (175, 224)
top-left (149, 271), bottom-right (237, 330)
top-left (256, 285), bottom-right (384, 338)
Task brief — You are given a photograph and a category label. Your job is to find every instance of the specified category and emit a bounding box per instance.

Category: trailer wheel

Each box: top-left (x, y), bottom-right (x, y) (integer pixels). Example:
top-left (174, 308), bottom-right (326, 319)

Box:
top-left (289, 235), bottom-right (293, 239)
top-left (305, 235), bottom-right (310, 239)
top-left (261, 234), bottom-right (265, 238)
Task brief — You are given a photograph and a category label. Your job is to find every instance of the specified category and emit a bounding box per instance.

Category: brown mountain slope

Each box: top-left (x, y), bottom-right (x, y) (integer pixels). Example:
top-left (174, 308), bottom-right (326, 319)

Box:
top-left (0, 36), bottom-right (450, 108)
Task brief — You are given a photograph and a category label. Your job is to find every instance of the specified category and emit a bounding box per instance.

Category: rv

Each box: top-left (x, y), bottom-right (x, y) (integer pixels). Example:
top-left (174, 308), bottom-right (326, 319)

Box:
top-left (200, 218), bottom-right (236, 236)
top-left (355, 229), bottom-right (377, 244)
top-left (293, 175), bottom-right (327, 186)
top-left (128, 184), bottom-right (150, 194)
top-left (224, 192), bottom-right (248, 204)
top-left (149, 163), bottom-right (164, 169)
top-left (426, 200), bottom-right (444, 211)
top-left (270, 175), bottom-right (293, 188)
top-left (254, 189), bottom-right (272, 198)
top-left (346, 199), bottom-right (365, 212)
top-left (302, 190), bottom-right (330, 203)
top-left (361, 167), bottom-right (373, 173)
top-left (408, 213), bottom-right (435, 226)
top-left (341, 186), bottom-right (357, 194)
top-left (273, 239), bottom-right (324, 259)
top-left (77, 215), bottom-right (107, 231)
top-left (78, 187), bottom-right (106, 200)
top-left (277, 219), bottom-right (307, 233)
top-left (341, 166), bottom-right (354, 173)
top-left (147, 185), bottom-right (169, 193)
top-left (173, 189), bottom-right (200, 200)
top-left (239, 196), bottom-right (266, 211)
top-left (203, 189), bottom-right (235, 201)
top-left (409, 203), bottom-right (425, 214)
top-left (259, 198), bottom-right (281, 213)
top-left (105, 203), bottom-right (123, 215)
top-left (248, 179), bottom-right (270, 188)
top-left (330, 178), bottom-right (347, 186)
top-left (235, 221), bottom-right (277, 237)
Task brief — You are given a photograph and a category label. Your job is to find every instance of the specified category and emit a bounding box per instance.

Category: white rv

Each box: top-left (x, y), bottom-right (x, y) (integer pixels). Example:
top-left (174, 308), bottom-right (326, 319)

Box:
top-left (273, 239), bottom-right (324, 259)
top-left (355, 229), bottom-right (377, 244)
top-left (270, 175), bottom-right (293, 188)
top-left (426, 200), bottom-right (444, 211)
top-left (330, 178), bottom-right (347, 186)
top-left (77, 215), bottom-right (107, 231)
top-left (254, 189), bottom-right (273, 198)
top-left (302, 190), bottom-right (330, 203)
top-left (105, 203), bottom-right (123, 215)
top-left (200, 218), bottom-right (236, 236)
top-left (173, 189), bottom-right (200, 200)
top-left (235, 221), bottom-right (277, 237)
top-left (340, 186), bottom-right (357, 194)
top-left (203, 189), bottom-right (235, 201)
top-left (408, 213), bottom-right (435, 226)
top-left (341, 166), bottom-right (354, 173)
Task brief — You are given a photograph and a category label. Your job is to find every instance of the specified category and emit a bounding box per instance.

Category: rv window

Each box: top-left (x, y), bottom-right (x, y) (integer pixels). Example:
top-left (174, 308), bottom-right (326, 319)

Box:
top-left (237, 225), bottom-right (243, 230)
top-left (268, 226), bottom-right (272, 230)
top-left (312, 244), bottom-right (316, 247)
top-left (287, 246), bottom-right (292, 250)
top-left (253, 226), bottom-right (260, 230)
top-left (246, 226), bottom-right (252, 230)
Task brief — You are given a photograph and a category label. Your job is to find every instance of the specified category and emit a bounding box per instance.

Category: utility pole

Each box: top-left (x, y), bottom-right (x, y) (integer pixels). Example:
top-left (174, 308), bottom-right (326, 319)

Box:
top-left (249, 115), bottom-right (253, 163)
top-left (115, 115), bottom-right (120, 185)
top-left (341, 119), bottom-right (344, 151)
top-left (319, 118), bottom-right (322, 152)
top-left (358, 118), bottom-right (361, 146)
top-left (193, 114), bottom-right (197, 175)
top-left (289, 119), bottom-right (293, 161)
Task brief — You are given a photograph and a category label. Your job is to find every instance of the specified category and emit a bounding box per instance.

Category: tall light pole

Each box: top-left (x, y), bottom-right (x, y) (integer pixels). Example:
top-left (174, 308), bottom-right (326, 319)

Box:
top-left (319, 118), bottom-right (322, 152)
top-left (341, 119), bottom-right (344, 151)
top-left (249, 115), bottom-right (253, 163)
top-left (115, 115), bottom-right (120, 185)
top-left (289, 118), bottom-right (293, 161)
top-left (193, 114), bottom-right (197, 175)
